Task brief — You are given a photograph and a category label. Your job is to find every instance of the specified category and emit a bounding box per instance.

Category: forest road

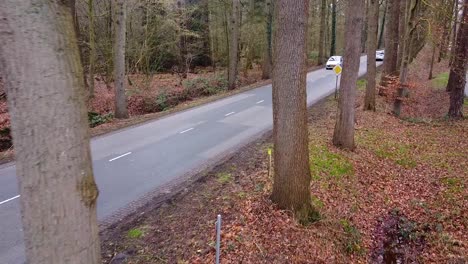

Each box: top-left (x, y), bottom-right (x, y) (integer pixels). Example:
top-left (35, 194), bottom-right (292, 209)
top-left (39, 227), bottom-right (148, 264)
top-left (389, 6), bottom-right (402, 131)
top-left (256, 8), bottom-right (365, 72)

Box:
top-left (0, 56), bottom-right (381, 264)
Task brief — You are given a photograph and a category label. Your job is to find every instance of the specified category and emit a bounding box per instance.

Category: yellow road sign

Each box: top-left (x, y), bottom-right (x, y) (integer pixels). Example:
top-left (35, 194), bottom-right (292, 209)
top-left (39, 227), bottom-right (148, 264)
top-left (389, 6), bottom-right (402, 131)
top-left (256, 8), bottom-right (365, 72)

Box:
top-left (333, 65), bottom-right (342, 75)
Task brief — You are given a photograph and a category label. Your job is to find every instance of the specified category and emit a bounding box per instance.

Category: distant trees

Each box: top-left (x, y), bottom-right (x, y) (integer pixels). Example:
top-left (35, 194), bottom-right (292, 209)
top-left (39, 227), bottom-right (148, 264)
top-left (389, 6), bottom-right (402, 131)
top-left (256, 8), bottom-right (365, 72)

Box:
top-left (113, 0), bottom-right (129, 119)
top-left (271, 0), bottom-right (316, 224)
top-left (262, 0), bottom-right (273, 79)
top-left (0, 1), bottom-right (101, 263)
top-left (446, 0), bottom-right (467, 119)
top-left (364, 0), bottom-right (379, 111)
top-left (333, 0), bottom-right (364, 150)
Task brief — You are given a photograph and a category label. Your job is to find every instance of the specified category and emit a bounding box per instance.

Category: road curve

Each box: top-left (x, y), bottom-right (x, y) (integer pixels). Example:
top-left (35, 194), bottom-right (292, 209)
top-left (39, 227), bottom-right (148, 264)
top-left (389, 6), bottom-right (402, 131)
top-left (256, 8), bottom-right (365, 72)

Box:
top-left (0, 56), bottom-right (381, 264)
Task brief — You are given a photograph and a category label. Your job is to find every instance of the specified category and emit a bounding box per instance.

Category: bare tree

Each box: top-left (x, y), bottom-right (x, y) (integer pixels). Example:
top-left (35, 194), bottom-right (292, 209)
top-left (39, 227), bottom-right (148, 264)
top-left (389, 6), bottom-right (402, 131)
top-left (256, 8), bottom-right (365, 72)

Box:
top-left (228, 0), bottom-right (240, 90)
top-left (89, 0), bottom-right (96, 98)
top-left (0, 1), bottom-right (101, 263)
top-left (447, 0), bottom-right (467, 119)
top-left (271, 0), bottom-right (316, 223)
top-left (380, 0), bottom-right (400, 87)
top-left (365, 0), bottom-right (380, 111)
top-left (333, 0), bottom-right (364, 150)
top-left (114, 0), bottom-right (129, 118)
top-left (318, 0), bottom-right (327, 65)
top-left (330, 0), bottom-right (338, 56)
top-left (262, 0), bottom-right (273, 79)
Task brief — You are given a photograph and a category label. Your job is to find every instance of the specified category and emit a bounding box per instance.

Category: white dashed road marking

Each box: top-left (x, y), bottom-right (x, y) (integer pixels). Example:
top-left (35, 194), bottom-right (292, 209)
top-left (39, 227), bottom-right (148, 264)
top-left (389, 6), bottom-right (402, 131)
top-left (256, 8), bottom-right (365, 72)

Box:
top-left (109, 152), bottom-right (132, 162)
top-left (224, 112), bottom-right (235, 117)
top-left (256, 100), bottom-right (265, 104)
top-left (180, 128), bottom-right (194, 134)
top-left (0, 195), bottom-right (20, 206)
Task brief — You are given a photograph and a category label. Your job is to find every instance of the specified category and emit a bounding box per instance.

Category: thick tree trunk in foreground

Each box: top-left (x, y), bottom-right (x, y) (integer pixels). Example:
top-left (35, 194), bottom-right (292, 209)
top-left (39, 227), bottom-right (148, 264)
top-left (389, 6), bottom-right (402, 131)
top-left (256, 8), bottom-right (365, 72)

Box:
top-left (271, 0), bottom-right (315, 224)
top-left (447, 0), bottom-right (468, 119)
top-left (113, 0), bottom-right (129, 119)
top-left (333, 0), bottom-right (364, 150)
top-left (365, 0), bottom-right (379, 111)
top-left (228, 0), bottom-right (240, 89)
top-left (262, 0), bottom-right (273, 79)
top-left (0, 1), bottom-right (101, 263)
top-left (380, 0), bottom-right (400, 87)
top-left (318, 0), bottom-right (327, 65)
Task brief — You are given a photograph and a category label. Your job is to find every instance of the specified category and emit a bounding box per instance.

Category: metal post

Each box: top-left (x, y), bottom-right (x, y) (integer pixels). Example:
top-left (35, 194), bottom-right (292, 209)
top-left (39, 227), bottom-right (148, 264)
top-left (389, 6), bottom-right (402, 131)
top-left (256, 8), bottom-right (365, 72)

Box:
top-left (335, 75), bottom-right (339, 99)
top-left (215, 214), bottom-right (221, 264)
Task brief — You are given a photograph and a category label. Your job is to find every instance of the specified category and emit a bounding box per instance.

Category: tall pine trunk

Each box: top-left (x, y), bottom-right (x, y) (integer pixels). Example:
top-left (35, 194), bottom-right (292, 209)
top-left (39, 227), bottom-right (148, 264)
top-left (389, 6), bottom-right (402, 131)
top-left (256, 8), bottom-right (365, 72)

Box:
top-left (228, 0), bottom-right (240, 90)
top-left (380, 0), bottom-right (400, 87)
top-left (333, 0), bottom-right (364, 150)
top-left (271, 0), bottom-right (316, 224)
top-left (365, 0), bottom-right (379, 111)
top-left (0, 1), bottom-right (101, 263)
top-left (113, 0), bottom-right (129, 119)
top-left (447, 0), bottom-right (468, 119)
top-left (318, 0), bottom-right (327, 65)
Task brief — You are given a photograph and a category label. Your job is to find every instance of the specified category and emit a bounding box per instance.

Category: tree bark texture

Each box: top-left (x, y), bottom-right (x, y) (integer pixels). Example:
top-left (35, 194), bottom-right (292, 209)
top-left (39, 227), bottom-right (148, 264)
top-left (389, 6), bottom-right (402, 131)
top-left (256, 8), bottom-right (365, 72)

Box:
top-left (333, 0), bottom-right (364, 150)
top-left (228, 0), bottom-right (240, 90)
top-left (447, 0), bottom-right (468, 119)
top-left (396, 0), bottom-right (407, 71)
top-left (380, 0), bottom-right (400, 87)
top-left (271, 0), bottom-right (315, 223)
top-left (365, 0), bottom-right (379, 111)
top-left (0, 1), bottom-right (101, 263)
top-left (113, 0), bottom-right (129, 119)
top-left (318, 0), bottom-right (327, 65)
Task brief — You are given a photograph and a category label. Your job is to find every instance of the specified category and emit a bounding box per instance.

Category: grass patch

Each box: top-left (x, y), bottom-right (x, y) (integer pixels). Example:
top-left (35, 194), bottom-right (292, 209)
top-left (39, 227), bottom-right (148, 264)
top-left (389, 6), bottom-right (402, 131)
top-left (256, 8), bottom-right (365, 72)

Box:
top-left (310, 145), bottom-right (354, 180)
top-left (217, 172), bottom-right (232, 184)
top-left (357, 79), bottom-right (367, 91)
top-left (357, 129), bottom-right (417, 168)
top-left (340, 219), bottom-right (363, 254)
top-left (127, 228), bottom-right (143, 239)
top-left (441, 177), bottom-right (464, 194)
top-left (431, 72), bottom-right (449, 90)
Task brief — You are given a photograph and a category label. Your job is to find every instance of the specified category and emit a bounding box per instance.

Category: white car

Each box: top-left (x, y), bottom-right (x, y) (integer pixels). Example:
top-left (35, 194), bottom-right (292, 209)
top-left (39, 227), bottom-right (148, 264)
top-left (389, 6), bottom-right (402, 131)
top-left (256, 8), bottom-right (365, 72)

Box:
top-left (376, 50), bottom-right (385, 61)
top-left (326, 56), bottom-right (343, 70)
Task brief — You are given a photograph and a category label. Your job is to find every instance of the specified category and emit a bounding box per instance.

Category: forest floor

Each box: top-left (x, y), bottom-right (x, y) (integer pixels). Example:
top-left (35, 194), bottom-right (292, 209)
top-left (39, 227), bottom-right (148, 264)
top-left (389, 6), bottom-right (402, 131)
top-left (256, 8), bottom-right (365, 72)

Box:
top-left (100, 53), bottom-right (467, 263)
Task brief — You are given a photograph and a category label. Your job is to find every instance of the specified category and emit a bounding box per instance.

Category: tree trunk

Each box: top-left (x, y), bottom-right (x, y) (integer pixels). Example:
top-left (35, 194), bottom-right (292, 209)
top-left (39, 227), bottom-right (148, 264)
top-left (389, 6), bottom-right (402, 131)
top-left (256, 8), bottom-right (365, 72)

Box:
top-left (393, 0), bottom-right (419, 117)
top-left (113, 0), bottom-right (129, 119)
top-left (262, 0), bottom-right (273, 79)
top-left (318, 0), bottom-right (327, 65)
top-left (365, 0), bottom-right (379, 111)
top-left (449, 0), bottom-right (459, 66)
top-left (396, 0), bottom-right (407, 71)
top-left (0, 1), bottom-right (101, 263)
top-left (377, 0), bottom-right (387, 49)
top-left (271, 0), bottom-right (316, 224)
top-left (89, 0), bottom-right (96, 98)
top-left (333, 0), bottom-right (364, 150)
top-left (228, 0), bottom-right (240, 90)
top-left (447, 0), bottom-right (467, 119)
top-left (330, 0), bottom-right (337, 56)
top-left (380, 0), bottom-right (400, 87)
top-left (428, 43), bottom-right (437, 80)
top-left (361, 0), bottom-right (368, 54)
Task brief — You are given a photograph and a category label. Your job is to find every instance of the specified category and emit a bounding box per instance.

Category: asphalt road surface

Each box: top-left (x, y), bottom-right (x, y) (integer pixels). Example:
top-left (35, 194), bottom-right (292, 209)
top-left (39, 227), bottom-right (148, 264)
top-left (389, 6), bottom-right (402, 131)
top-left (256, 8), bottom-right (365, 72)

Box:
top-left (0, 56), bottom-right (381, 264)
